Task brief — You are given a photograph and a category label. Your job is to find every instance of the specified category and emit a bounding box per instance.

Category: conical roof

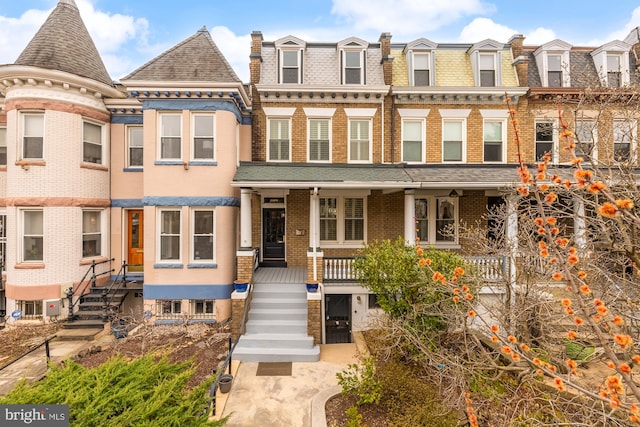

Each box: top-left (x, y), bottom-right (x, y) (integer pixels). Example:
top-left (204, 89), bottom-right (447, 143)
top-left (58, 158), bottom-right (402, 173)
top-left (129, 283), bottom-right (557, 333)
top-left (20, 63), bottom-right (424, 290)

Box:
top-left (123, 27), bottom-right (241, 83)
top-left (15, 0), bottom-right (112, 85)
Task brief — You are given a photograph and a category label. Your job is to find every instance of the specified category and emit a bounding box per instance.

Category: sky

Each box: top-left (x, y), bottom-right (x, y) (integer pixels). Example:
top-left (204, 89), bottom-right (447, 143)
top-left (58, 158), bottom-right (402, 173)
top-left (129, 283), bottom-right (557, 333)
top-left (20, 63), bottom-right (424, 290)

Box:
top-left (1, 0), bottom-right (639, 83)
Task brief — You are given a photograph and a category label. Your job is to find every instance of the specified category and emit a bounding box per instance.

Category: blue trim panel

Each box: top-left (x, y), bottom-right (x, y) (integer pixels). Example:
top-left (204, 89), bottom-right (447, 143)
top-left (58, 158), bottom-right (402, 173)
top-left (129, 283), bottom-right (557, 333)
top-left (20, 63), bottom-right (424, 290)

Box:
top-left (189, 161), bottom-right (218, 166)
top-left (144, 283), bottom-right (233, 299)
top-left (154, 161), bottom-right (184, 165)
top-left (143, 99), bottom-right (243, 123)
top-left (155, 319), bottom-right (184, 325)
top-left (112, 199), bottom-right (143, 208)
top-left (111, 115), bottom-right (143, 124)
top-left (123, 168), bottom-right (143, 172)
top-left (144, 196), bottom-right (240, 207)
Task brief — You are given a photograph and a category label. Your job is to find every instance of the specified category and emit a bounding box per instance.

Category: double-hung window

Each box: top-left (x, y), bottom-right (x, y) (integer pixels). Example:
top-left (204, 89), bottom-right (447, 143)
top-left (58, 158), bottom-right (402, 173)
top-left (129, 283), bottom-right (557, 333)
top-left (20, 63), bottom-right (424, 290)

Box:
top-left (415, 197), bottom-right (458, 244)
top-left (402, 120), bottom-right (423, 163)
top-left (160, 114), bottom-right (181, 160)
top-left (479, 53), bottom-right (496, 87)
top-left (607, 55), bottom-right (622, 88)
top-left (319, 195), bottom-right (366, 244)
top-left (614, 119), bottom-right (636, 161)
top-left (268, 119), bottom-right (290, 161)
top-left (308, 118), bottom-right (330, 162)
top-left (23, 113), bottom-right (44, 159)
top-left (281, 50), bottom-right (301, 84)
top-left (412, 52), bottom-right (430, 86)
top-left (193, 114), bottom-right (214, 160)
top-left (158, 300), bottom-right (181, 317)
top-left (343, 51), bottom-right (364, 84)
top-left (349, 120), bottom-right (370, 162)
top-left (574, 120), bottom-right (596, 160)
top-left (548, 54), bottom-right (563, 87)
top-left (0, 127), bottom-right (6, 166)
top-left (483, 121), bottom-right (504, 162)
top-left (192, 300), bottom-right (215, 317)
top-left (535, 121), bottom-right (555, 161)
top-left (159, 209), bottom-right (181, 261)
top-left (443, 120), bottom-right (464, 162)
top-left (192, 209), bottom-right (214, 262)
top-left (127, 126), bottom-right (143, 167)
top-left (82, 210), bottom-right (102, 258)
top-left (22, 209), bottom-right (43, 262)
top-left (83, 121), bottom-right (102, 164)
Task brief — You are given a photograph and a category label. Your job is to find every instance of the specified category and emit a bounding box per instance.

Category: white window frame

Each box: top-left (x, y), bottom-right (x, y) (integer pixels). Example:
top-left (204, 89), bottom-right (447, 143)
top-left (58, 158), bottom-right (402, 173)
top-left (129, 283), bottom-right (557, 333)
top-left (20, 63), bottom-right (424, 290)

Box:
top-left (534, 42), bottom-right (572, 87)
top-left (280, 48), bottom-right (302, 84)
top-left (22, 112), bottom-right (44, 160)
top-left (319, 193), bottom-right (367, 247)
top-left (267, 118), bottom-right (291, 162)
top-left (415, 196), bottom-right (459, 246)
top-left (157, 300), bottom-right (182, 317)
top-left (401, 119), bottom-right (425, 163)
top-left (191, 113), bottom-right (215, 161)
top-left (410, 51), bottom-right (431, 86)
top-left (158, 208), bottom-right (181, 263)
top-left (479, 53), bottom-right (497, 87)
top-left (0, 126), bottom-right (6, 166)
top-left (82, 120), bottom-right (103, 164)
top-left (534, 119), bottom-right (558, 163)
top-left (18, 300), bottom-right (43, 318)
top-left (342, 49), bottom-right (365, 85)
top-left (574, 119), bottom-right (598, 161)
top-left (159, 113), bottom-right (182, 160)
top-left (348, 119), bottom-right (371, 163)
top-left (307, 118), bottom-right (331, 162)
top-left (607, 54), bottom-right (623, 88)
top-left (191, 208), bottom-right (215, 263)
top-left (191, 299), bottom-right (216, 317)
top-left (440, 109), bottom-right (470, 163)
top-left (547, 54), bottom-right (563, 87)
top-left (21, 209), bottom-right (44, 263)
top-left (82, 209), bottom-right (103, 259)
top-left (480, 110), bottom-right (508, 164)
top-left (613, 118), bottom-right (637, 162)
top-left (127, 125), bottom-right (143, 168)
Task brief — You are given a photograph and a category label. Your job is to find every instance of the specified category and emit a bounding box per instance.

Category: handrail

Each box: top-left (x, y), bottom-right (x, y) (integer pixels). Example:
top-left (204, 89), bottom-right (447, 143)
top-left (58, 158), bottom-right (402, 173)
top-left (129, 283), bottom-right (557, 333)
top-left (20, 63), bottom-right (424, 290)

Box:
top-left (206, 273), bottom-right (255, 417)
top-left (0, 335), bottom-right (57, 372)
top-left (67, 258), bottom-right (113, 321)
top-left (101, 260), bottom-right (129, 321)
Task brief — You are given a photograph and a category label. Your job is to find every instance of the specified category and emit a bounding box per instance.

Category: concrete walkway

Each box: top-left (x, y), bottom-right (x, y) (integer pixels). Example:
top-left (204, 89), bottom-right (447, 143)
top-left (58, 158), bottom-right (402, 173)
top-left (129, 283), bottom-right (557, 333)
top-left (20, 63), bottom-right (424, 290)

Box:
top-left (219, 343), bottom-right (358, 427)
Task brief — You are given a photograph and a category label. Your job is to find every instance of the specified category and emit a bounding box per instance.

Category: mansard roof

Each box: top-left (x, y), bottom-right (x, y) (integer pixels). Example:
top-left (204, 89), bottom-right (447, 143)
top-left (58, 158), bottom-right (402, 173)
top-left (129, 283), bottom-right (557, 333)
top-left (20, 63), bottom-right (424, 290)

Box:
top-left (122, 27), bottom-right (241, 83)
top-left (14, 0), bottom-right (112, 86)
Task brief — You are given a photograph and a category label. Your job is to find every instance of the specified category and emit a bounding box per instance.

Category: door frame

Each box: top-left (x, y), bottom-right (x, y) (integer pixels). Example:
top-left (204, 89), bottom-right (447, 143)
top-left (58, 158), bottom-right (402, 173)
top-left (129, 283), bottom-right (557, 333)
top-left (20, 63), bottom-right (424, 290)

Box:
top-left (260, 195), bottom-right (286, 263)
top-left (126, 209), bottom-right (144, 272)
top-left (324, 293), bottom-right (352, 344)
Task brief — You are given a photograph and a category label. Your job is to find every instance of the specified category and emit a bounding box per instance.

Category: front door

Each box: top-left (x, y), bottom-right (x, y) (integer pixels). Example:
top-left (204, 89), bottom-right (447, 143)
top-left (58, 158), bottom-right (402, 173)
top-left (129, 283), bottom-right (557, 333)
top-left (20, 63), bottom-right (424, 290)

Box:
top-left (127, 210), bottom-right (143, 272)
top-left (325, 294), bottom-right (352, 344)
top-left (263, 208), bottom-right (285, 260)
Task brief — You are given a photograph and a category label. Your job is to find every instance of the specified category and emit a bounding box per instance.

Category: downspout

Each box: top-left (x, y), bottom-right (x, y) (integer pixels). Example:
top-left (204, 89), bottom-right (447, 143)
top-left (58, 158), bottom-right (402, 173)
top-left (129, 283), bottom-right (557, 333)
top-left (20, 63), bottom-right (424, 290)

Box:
top-left (390, 86), bottom-right (395, 163)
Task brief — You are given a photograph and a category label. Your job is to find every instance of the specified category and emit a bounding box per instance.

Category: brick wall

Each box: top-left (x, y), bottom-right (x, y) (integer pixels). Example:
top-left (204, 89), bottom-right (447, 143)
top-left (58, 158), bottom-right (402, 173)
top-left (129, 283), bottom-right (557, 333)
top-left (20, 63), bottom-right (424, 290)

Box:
top-left (367, 190), bottom-right (404, 241)
top-left (307, 299), bottom-right (322, 345)
top-left (458, 190), bottom-right (487, 253)
top-left (286, 189), bottom-right (309, 267)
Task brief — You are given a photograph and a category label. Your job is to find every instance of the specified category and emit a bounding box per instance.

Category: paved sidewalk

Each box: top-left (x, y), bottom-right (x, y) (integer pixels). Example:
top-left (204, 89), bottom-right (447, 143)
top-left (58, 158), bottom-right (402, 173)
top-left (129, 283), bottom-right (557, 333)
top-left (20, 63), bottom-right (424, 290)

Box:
top-left (219, 343), bottom-right (359, 427)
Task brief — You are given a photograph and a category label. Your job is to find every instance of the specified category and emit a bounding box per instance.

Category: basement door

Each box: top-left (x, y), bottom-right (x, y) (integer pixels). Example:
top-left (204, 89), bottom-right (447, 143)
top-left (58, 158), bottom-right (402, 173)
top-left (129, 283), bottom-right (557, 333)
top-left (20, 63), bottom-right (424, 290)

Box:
top-left (325, 294), bottom-right (352, 344)
top-left (127, 210), bottom-right (143, 272)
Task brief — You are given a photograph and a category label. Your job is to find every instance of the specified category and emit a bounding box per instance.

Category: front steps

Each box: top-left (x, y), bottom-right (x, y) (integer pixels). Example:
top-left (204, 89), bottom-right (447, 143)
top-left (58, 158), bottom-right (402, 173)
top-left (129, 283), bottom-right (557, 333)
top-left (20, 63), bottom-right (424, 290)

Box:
top-left (234, 282), bottom-right (320, 362)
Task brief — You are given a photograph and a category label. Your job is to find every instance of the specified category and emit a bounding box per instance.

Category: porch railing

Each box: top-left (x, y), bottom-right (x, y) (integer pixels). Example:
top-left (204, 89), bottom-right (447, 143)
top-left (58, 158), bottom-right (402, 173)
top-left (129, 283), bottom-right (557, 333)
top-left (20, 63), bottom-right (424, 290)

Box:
top-left (322, 255), bottom-right (507, 283)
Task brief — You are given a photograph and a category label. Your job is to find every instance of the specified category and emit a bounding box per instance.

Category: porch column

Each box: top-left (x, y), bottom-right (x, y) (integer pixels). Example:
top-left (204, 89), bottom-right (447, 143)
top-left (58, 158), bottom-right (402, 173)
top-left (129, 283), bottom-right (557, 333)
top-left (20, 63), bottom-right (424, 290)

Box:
top-left (240, 188), bottom-right (252, 248)
top-left (307, 189), bottom-right (323, 282)
top-left (573, 197), bottom-right (586, 250)
top-left (404, 190), bottom-right (416, 245)
top-left (505, 195), bottom-right (518, 332)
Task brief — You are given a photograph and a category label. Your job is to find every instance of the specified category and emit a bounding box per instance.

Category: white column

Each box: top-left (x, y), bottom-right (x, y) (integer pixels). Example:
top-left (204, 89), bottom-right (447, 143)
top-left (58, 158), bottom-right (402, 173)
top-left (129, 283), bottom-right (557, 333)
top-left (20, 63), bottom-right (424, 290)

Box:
top-left (574, 197), bottom-right (586, 250)
top-left (404, 190), bottom-right (416, 245)
top-left (240, 188), bottom-right (253, 248)
top-left (309, 190), bottom-right (320, 251)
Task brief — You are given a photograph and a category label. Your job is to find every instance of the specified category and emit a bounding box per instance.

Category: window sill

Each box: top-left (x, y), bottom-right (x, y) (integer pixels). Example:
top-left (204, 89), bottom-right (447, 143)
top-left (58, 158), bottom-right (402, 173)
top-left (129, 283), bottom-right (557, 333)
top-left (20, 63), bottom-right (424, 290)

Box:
top-left (80, 256), bottom-right (108, 266)
top-left (187, 263), bottom-right (218, 269)
top-left (123, 167), bottom-right (143, 172)
top-left (81, 162), bottom-right (108, 171)
top-left (16, 160), bottom-right (46, 167)
top-left (0, 166), bottom-right (6, 171)
top-left (320, 243), bottom-right (366, 249)
top-left (15, 262), bottom-right (45, 269)
top-left (154, 160), bottom-right (184, 166)
top-left (154, 263), bottom-right (183, 269)
top-left (188, 161), bottom-right (218, 166)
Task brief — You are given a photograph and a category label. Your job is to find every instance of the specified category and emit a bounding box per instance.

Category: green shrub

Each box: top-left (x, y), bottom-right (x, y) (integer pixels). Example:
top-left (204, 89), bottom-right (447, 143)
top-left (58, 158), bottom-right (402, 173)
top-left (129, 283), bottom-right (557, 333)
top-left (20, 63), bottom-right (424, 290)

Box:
top-left (337, 356), bottom-right (382, 406)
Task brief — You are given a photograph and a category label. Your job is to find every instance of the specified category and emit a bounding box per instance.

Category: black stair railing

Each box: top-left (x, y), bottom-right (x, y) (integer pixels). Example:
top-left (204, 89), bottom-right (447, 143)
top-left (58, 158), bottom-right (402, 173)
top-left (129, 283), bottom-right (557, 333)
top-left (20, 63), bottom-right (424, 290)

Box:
top-left (0, 335), bottom-right (58, 372)
top-left (101, 260), bottom-right (135, 321)
top-left (66, 258), bottom-right (114, 321)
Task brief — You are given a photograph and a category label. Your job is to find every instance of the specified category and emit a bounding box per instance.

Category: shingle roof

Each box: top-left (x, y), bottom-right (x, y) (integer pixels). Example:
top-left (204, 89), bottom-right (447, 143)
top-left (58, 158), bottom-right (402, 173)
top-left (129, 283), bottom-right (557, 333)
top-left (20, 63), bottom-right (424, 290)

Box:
top-left (15, 0), bottom-right (112, 86)
top-left (123, 27), bottom-right (241, 82)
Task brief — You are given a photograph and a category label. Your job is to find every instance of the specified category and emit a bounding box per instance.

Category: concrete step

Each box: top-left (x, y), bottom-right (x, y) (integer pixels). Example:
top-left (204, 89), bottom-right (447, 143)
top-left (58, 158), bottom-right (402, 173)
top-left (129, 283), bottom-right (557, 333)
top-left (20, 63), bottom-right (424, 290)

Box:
top-left (251, 299), bottom-right (308, 310)
top-left (246, 319), bottom-right (307, 334)
top-left (232, 345), bottom-right (320, 363)
top-left (235, 333), bottom-right (315, 349)
top-left (249, 308), bottom-right (307, 321)
top-left (252, 283), bottom-right (306, 293)
top-left (55, 327), bottom-right (104, 341)
top-left (63, 319), bottom-right (105, 329)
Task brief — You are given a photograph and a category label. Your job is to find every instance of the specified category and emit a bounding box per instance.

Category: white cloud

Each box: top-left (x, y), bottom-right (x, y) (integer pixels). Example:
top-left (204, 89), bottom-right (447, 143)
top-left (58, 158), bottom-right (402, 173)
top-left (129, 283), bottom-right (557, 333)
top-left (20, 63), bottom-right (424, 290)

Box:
top-left (459, 17), bottom-right (556, 45)
top-left (524, 28), bottom-right (556, 46)
top-left (210, 26), bottom-right (252, 82)
top-left (330, 0), bottom-right (493, 36)
top-left (587, 5), bottom-right (640, 46)
top-left (0, 8), bottom-right (50, 65)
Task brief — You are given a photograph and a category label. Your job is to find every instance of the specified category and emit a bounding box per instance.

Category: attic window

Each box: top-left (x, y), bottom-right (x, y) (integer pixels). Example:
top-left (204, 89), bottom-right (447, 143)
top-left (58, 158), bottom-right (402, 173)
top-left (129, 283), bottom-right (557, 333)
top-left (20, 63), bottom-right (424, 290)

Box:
top-left (280, 49), bottom-right (302, 84)
top-left (412, 52), bottom-right (430, 86)
top-left (343, 50), bottom-right (364, 84)
top-left (548, 54), bottom-right (563, 87)
top-left (479, 53), bottom-right (496, 87)
top-left (607, 55), bottom-right (622, 88)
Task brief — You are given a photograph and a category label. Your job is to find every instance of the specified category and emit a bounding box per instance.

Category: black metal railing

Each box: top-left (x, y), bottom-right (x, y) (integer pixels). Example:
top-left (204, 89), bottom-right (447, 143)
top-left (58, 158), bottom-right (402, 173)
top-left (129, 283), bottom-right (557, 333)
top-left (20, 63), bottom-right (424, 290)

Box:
top-left (100, 260), bottom-right (136, 321)
top-left (67, 258), bottom-right (114, 321)
top-left (0, 335), bottom-right (57, 372)
top-left (205, 274), bottom-right (254, 417)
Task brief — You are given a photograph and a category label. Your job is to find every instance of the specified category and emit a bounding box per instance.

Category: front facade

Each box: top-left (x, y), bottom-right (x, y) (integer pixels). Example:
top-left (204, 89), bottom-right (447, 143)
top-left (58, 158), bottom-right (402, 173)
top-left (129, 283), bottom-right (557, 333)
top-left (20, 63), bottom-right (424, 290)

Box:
top-left (1, 1), bottom-right (639, 345)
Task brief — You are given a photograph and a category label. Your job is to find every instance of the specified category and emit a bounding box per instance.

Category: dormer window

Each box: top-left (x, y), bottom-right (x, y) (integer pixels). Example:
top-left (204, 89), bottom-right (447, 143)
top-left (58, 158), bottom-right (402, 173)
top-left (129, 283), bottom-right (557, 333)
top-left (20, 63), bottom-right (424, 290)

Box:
top-left (607, 54), bottom-right (622, 88)
top-left (344, 51), bottom-right (364, 84)
top-left (548, 54), bottom-right (563, 87)
top-left (338, 37), bottom-right (368, 85)
top-left (405, 39), bottom-right (437, 87)
top-left (275, 36), bottom-right (306, 85)
top-left (468, 39), bottom-right (503, 87)
top-left (413, 53), bottom-right (430, 86)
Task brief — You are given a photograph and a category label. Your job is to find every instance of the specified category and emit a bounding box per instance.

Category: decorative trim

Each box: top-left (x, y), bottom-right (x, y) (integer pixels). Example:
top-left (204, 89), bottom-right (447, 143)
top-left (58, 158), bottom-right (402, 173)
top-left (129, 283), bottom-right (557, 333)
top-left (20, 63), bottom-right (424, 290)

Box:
top-left (15, 263), bottom-right (45, 269)
top-left (143, 196), bottom-right (240, 207)
top-left (302, 108), bottom-right (336, 117)
top-left (122, 168), bottom-right (143, 172)
top-left (479, 109), bottom-right (510, 118)
top-left (188, 161), bottom-right (218, 166)
top-left (153, 263), bottom-right (183, 269)
top-left (111, 115), bottom-right (143, 124)
top-left (154, 161), bottom-right (184, 166)
top-left (187, 263), bottom-right (218, 269)
top-left (398, 108), bottom-right (430, 118)
top-left (344, 108), bottom-right (377, 117)
top-left (263, 107), bottom-right (297, 116)
top-left (143, 283), bottom-right (233, 299)
top-left (80, 162), bottom-right (108, 171)
top-left (6, 197), bottom-right (110, 207)
top-left (111, 199), bottom-right (143, 208)
top-left (143, 99), bottom-right (244, 123)
top-left (439, 109), bottom-right (472, 118)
